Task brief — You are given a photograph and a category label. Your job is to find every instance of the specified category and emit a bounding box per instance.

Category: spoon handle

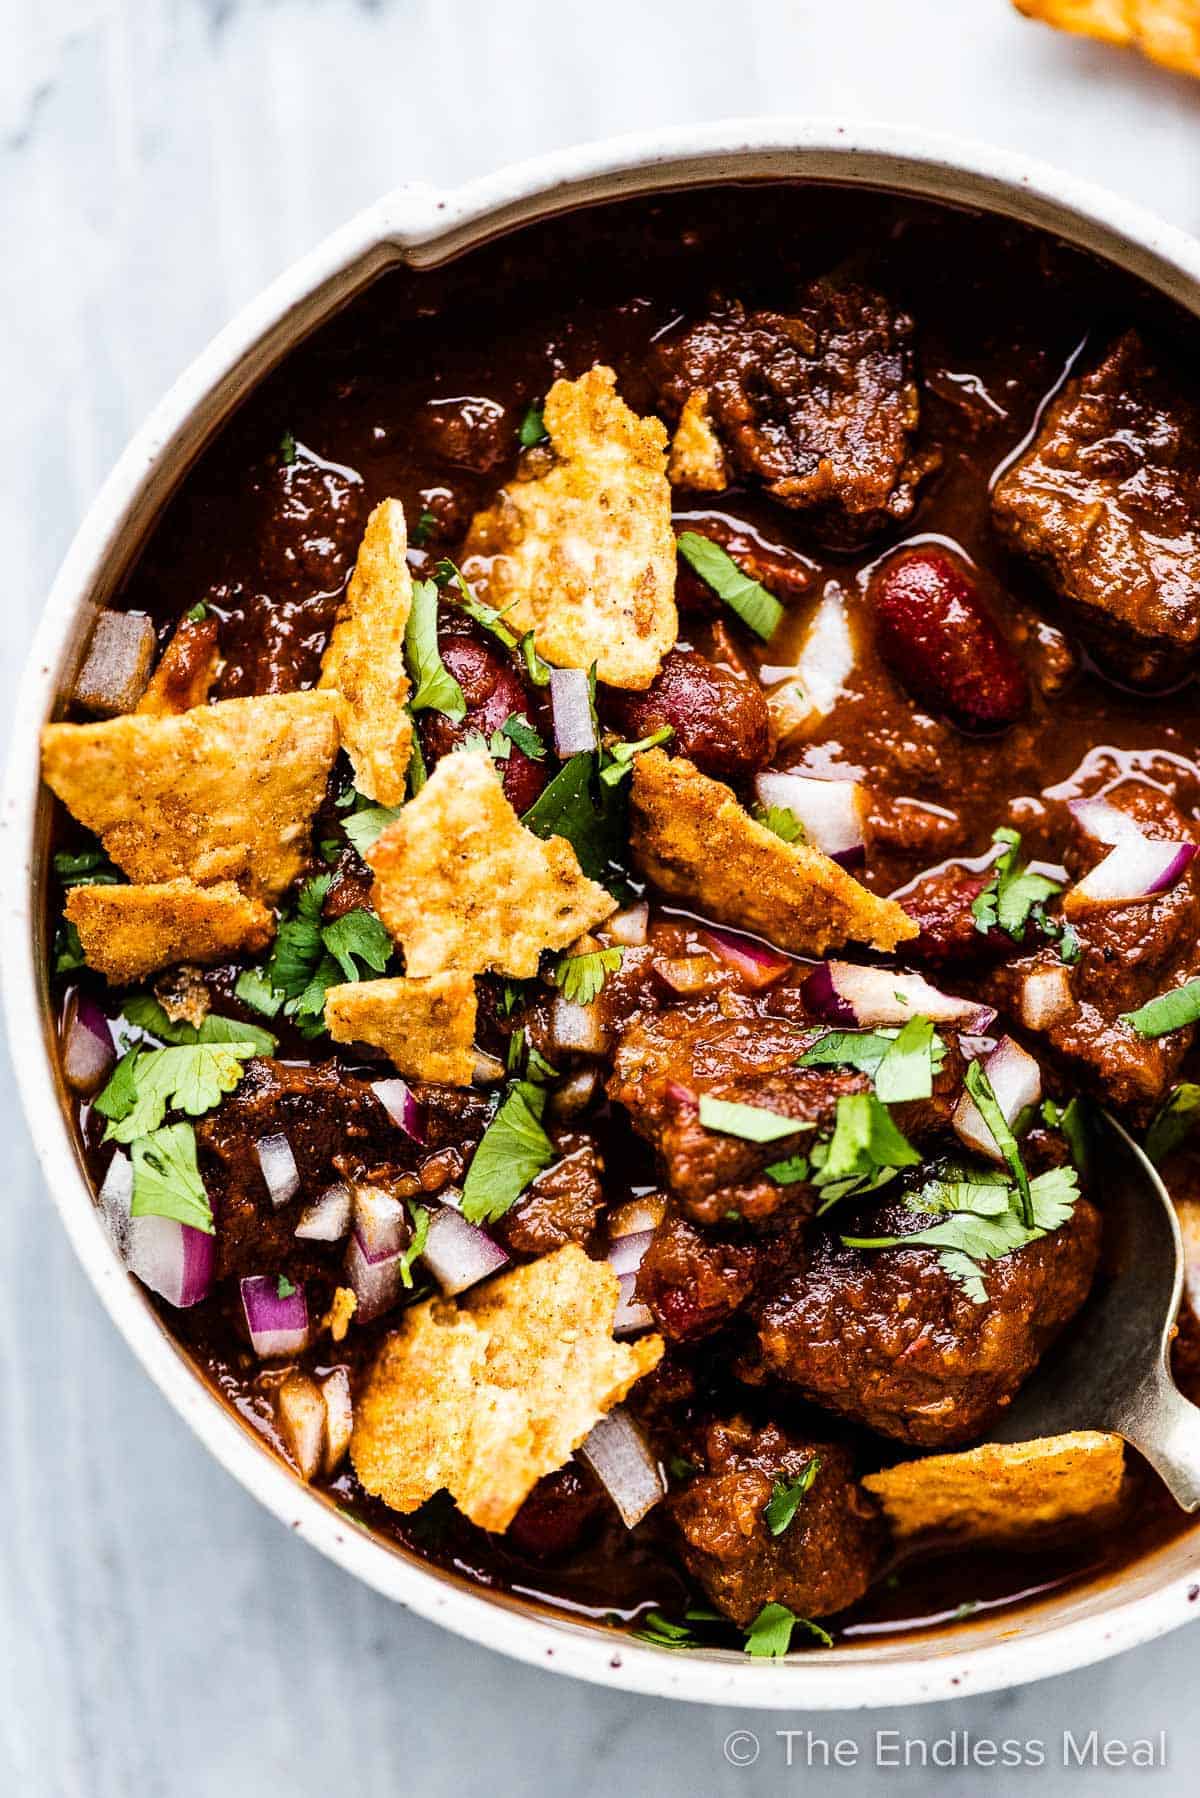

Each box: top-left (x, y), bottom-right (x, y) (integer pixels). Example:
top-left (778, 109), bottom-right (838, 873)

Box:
top-left (1121, 1377), bottom-right (1200, 1511)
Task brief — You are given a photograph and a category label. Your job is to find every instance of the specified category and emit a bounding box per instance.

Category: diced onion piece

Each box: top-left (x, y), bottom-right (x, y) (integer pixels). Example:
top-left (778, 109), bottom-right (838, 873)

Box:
top-left (72, 609), bottom-right (157, 716)
top-left (613, 1270), bottom-right (654, 1336)
top-left (764, 587), bottom-right (855, 747)
top-left (241, 1275), bottom-right (309, 1356)
top-left (1018, 966), bottom-right (1074, 1032)
top-left (958, 1033), bottom-right (999, 1063)
top-left (294, 1183), bottom-right (353, 1243)
top-left (344, 1236), bottom-right (408, 1324)
top-left (549, 1066), bottom-right (600, 1120)
top-left (701, 926), bottom-right (792, 989)
top-left (549, 667), bottom-right (598, 756)
top-left (127, 1212), bottom-right (215, 1309)
top-left (1068, 795), bottom-right (1142, 845)
top-left (654, 954), bottom-right (722, 996)
top-left (549, 996), bottom-right (609, 1055)
top-left (421, 1205), bottom-right (509, 1296)
top-left (606, 902), bottom-right (649, 947)
top-left (472, 1049), bottom-right (506, 1085)
top-left (352, 1184), bottom-right (409, 1260)
top-left (254, 1132), bottom-right (300, 1209)
top-left (1065, 837), bottom-right (1196, 910)
top-left (608, 1193), bottom-right (667, 1237)
top-left (372, 1077), bottom-right (426, 1141)
top-left (320, 1367), bottom-right (353, 1475)
top-left (98, 1149), bottom-right (134, 1256)
top-left (607, 1227), bottom-right (655, 1279)
top-left (755, 770), bottom-right (867, 868)
top-left (578, 1407), bottom-right (666, 1528)
top-left (953, 1035), bottom-right (1043, 1163)
top-left (62, 990), bottom-right (116, 1097)
top-left (275, 1373), bottom-right (326, 1480)
top-left (803, 961), bottom-right (997, 1032)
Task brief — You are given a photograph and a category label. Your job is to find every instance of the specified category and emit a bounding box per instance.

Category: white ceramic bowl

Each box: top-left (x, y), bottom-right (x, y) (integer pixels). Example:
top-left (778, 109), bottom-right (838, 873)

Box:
top-left (6, 119), bottom-right (1200, 1709)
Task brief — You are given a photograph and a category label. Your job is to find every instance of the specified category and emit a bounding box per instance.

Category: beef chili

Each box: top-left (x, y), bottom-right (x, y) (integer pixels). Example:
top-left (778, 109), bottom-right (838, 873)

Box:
top-left (40, 183), bottom-right (1200, 1657)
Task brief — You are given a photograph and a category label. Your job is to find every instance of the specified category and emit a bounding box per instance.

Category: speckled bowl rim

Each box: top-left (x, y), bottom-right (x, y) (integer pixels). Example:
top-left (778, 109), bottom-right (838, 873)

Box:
top-left (6, 119), bottom-right (1200, 1709)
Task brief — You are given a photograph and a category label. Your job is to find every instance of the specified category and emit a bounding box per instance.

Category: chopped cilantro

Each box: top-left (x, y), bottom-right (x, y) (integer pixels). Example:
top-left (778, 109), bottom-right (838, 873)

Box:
top-left (518, 402), bottom-right (548, 448)
top-left (631, 1610), bottom-right (696, 1649)
top-left (398, 1202), bottom-right (430, 1289)
top-left (53, 846), bottom-right (121, 888)
top-left (765, 1150), bottom-right (811, 1184)
top-left (130, 1122), bottom-right (213, 1233)
top-left (184, 602), bottom-right (208, 623)
top-left (873, 1016), bottom-right (939, 1105)
top-left (697, 1096), bottom-right (814, 1144)
top-left (434, 556), bottom-right (521, 651)
top-left (276, 1274), bottom-right (297, 1299)
top-left (1041, 1093), bottom-right (1090, 1173)
top-left (404, 578), bottom-right (467, 721)
top-left (744, 1602), bottom-right (831, 1657)
top-left (965, 1059), bottom-right (1033, 1226)
top-left (122, 993), bottom-right (277, 1055)
top-left (555, 946), bottom-right (623, 1006)
top-left (753, 803), bottom-right (806, 844)
top-left (1146, 1083), bottom-right (1200, 1165)
top-left (668, 1454), bottom-right (697, 1482)
top-left (319, 837), bottom-right (341, 863)
top-left (519, 630), bottom-right (552, 687)
top-left (461, 1081), bottom-right (556, 1225)
top-left (321, 909), bottom-right (392, 982)
top-left (598, 726), bottom-right (675, 787)
top-left (342, 801), bottom-right (404, 857)
top-left (1121, 979), bottom-right (1200, 1038)
top-left (676, 531), bottom-right (782, 643)
top-left (813, 1092), bottom-right (921, 1208)
top-left (234, 968), bottom-right (285, 1019)
top-left (411, 507), bottom-right (437, 547)
top-left (95, 1040), bottom-right (259, 1143)
top-left (407, 728), bottom-right (428, 796)
top-left (279, 430), bottom-right (297, 466)
top-left (971, 828), bottom-right (1063, 941)
top-left (251, 876), bottom-right (393, 1034)
top-left (54, 919), bottom-right (86, 974)
top-left (265, 874), bottom-right (332, 999)
top-left (522, 752), bottom-right (628, 891)
top-left (764, 1457), bottom-right (820, 1536)
top-left (499, 713), bottom-right (547, 761)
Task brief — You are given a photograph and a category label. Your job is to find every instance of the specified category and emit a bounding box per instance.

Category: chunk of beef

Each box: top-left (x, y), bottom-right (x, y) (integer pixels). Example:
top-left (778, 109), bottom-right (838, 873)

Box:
top-left (635, 1207), bottom-right (766, 1340)
top-left (992, 332), bottom-right (1200, 685)
top-left (603, 648), bottom-right (773, 783)
top-left (494, 1134), bottom-right (605, 1256)
top-left (750, 1194), bottom-right (1102, 1448)
top-left (654, 281), bottom-right (928, 546)
top-left (668, 1419), bottom-right (884, 1624)
top-left (417, 613), bottom-right (549, 812)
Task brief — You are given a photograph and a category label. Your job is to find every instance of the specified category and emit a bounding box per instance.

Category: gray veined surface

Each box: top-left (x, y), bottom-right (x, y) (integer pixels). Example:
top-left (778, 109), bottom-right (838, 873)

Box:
top-left (4, 1), bottom-right (1200, 1794)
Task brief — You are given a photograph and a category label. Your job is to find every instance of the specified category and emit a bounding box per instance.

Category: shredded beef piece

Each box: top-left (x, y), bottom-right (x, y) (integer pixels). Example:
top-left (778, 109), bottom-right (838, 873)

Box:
top-left (668, 1419), bottom-right (884, 1624)
top-left (749, 1194), bottom-right (1102, 1448)
top-left (494, 1134), bottom-right (605, 1256)
top-left (635, 1207), bottom-right (767, 1341)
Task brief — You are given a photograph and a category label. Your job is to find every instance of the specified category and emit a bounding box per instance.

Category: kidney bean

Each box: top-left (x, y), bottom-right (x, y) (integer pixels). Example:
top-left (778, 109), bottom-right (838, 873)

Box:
top-left (505, 1463), bottom-right (607, 1561)
top-left (604, 647), bottom-right (772, 781)
top-left (418, 618), bottom-right (549, 812)
top-left (869, 545), bottom-right (1029, 731)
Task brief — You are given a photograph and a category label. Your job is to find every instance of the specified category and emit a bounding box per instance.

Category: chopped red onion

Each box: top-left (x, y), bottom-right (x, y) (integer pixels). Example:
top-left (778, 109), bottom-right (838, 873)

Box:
top-left (606, 902), bottom-right (649, 947)
top-left (765, 587), bottom-right (856, 746)
top-left (614, 1270), bottom-right (655, 1336)
top-left (241, 1275), bottom-right (309, 1357)
top-left (72, 609), bottom-right (157, 716)
top-left (803, 961), bottom-right (996, 1032)
top-left (344, 1236), bottom-right (409, 1324)
top-left (1066, 836), bottom-right (1196, 909)
top-left (1068, 795), bottom-right (1142, 845)
top-left (352, 1184), bottom-right (409, 1260)
top-left (958, 1033), bottom-right (999, 1063)
top-left (607, 1227), bottom-right (655, 1279)
top-left (755, 770), bottom-right (867, 868)
top-left (1018, 966), bottom-right (1074, 1032)
top-left (372, 1077), bottom-right (426, 1141)
top-left (578, 1407), bottom-right (666, 1528)
top-left (127, 1212), bottom-right (214, 1308)
top-left (549, 1066), bottom-right (600, 1120)
top-left (254, 1131), bottom-right (300, 1209)
top-left (701, 926), bottom-right (792, 989)
top-left (62, 990), bottom-right (116, 1097)
top-left (549, 996), bottom-right (609, 1055)
top-left (421, 1205), bottom-right (509, 1296)
top-left (98, 1149), bottom-right (133, 1256)
top-left (275, 1374), bottom-right (326, 1480)
top-left (549, 667), bottom-right (598, 756)
top-left (320, 1367), bottom-right (353, 1475)
top-left (655, 955), bottom-right (719, 997)
top-left (953, 1036), bottom-right (1043, 1163)
top-left (294, 1183), bottom-right (353, 1243)
top-left (608, 1193), bottom-right (667, 1237)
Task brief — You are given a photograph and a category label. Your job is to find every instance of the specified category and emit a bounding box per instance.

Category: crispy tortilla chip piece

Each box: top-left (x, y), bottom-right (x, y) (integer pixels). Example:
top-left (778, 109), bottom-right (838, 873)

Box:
top-left (350, 1244), bottom-right (663, 1531)
top-left (1014, 0), bottom-right (1200, 76)
top-left (368, 750), bottom-right (614, 977)
top-left (318, 498), bottom-right (414, 803)
top-left (65, 879), bottom-right (274, 984)
top-left (461, 366), bottom-right (677, 690)
top-left (630, 750), bottom-right (916, 955)
top-left (41, 690), bottom-right (340, 903)
top-left (325, 973), bottom-right (478, 1084)
top-left (668, 389), bottom-right (728, 492)
top-left (136, 615), bottom-right (222, 716)
top-left (864, 1433), bottom-right (1127, 1542)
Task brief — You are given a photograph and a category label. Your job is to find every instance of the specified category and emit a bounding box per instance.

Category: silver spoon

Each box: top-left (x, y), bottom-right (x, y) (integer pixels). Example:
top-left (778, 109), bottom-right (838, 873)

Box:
top-left (988, 1111), bottom-right (1200, 1509)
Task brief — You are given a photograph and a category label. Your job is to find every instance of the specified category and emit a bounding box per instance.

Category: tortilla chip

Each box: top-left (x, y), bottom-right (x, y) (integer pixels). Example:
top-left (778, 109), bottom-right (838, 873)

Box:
top-left (136, 615), bottom-right (222, 716)
top-left (668, 390), bottom-right (728, 492)
top-left (629, 750), bottom-right (916, 955)
top-left (41, 690), bottom-right (340, 903)
top-left (350, 1244), bottom-right (663, 1531)
top-left (368, 750), bottom-right (614, 977)
top-left (319, 499), bottom-right (413, 804)
top-left (65, 878), bottom-right (274, 984)
top-left (461, 366), bottom-right (677, 689)
top-left (1014, 0), bottom-right (1200, 76)
top-left (325, 972), bottom-right (478, 1084)
top-left (325, 1286), bottom-right (357, 1344)
top-left (864, 1432), bottom-right (1127, 1541)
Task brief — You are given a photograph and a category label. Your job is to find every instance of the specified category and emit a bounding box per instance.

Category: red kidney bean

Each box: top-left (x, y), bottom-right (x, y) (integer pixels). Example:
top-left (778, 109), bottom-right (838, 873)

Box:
top-left (604, 647), bottom-right (772, 781)
top-left (418, 619), bottom-right (549, 813)
top-left (505, 1464), bottom-right (607, 1561)
top-left (869, 545), bottom-right (1029, 731)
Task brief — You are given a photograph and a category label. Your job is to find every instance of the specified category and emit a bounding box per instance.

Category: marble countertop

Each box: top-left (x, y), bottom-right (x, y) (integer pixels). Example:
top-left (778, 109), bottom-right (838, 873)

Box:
top-left (4, 3), bottom-right (1199, 1793)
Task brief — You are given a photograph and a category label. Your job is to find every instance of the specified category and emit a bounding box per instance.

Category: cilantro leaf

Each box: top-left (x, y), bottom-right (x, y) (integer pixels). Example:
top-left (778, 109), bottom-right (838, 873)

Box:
top-left (799, 1025), bottom-right (946, 1089)
top-left (411, 507), bottom-right (436, 547)
top-left (279, 430), bottom-right (297, 466)
top-left (321, 909), bottom-right (392, 982)
top-left (405, 578), bottom-right (467, 720)
top-left (631, 1610), bottom-right (697, 1649)
top-left (519, 630), bottom-right (552, 687)
top-left (522, 752), bottom-right (628, 890)
top-left (1041, 1093), bottom-right (1090, 1173)
top-left (676, 531), bottom-right (782, 643)
top-left (407, 727), bottom-right (428, 796)
top-left (764, 1458), bottom-right (820, 1536)
top-left (184, 602), bottom-right (208, 623)
top-left (342, 801), bottom-right (404, 857)
top-left (434, 557), bottom-right (521, 651)
top-left (96, 1042), bottom-right (259, 1143)
top-left (598, 726), bottom-right (675, 787)
top-left (54, 919), bottom-right (87, 973)
top-left (743, 1602), bottom-right (830, 1657)
top-left (964, 1060), bottom-right (1033, 1227)
top-left (874, 1016), bottom-right (938, 1105)
top-left (971, 828), bottom-right (1063, 941)
top-left (1146, 1083), bottom-right (1200, 1165)
top-left (765, 1151), bottom-right (810, 1184)
top-left (53, 846), bottom-right (122, 887)
top-left (813, 1092), bottom-right (920, 1206)
top-left (555, 946), bottom-right (623, 1006)
top-left (276, 1274), bottom-right (297, 1298)
top-left (399, 1202), bottom-right (430, 1289)
top-left (697, 1096), bottom-right (815, 1144)
top-left (266, 875), bottom-right (332, 1001)
top-left (130, 1122), bottom-right (213, 1233)
top-left (234, 968), bottom-right (284, 1019)
top-left (753, 803), bottom-right (805, 844)
top-left (461, 1081), bottom-right (556, 1225)
top-left (518, 402), bottom-right (548, 448)
top-left (1121, 979), bottom-right (1200, 1038)
top-left (122, 993), bottom-right (277, 1056)
top-left (499, 713), bottom-right (547, 761)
